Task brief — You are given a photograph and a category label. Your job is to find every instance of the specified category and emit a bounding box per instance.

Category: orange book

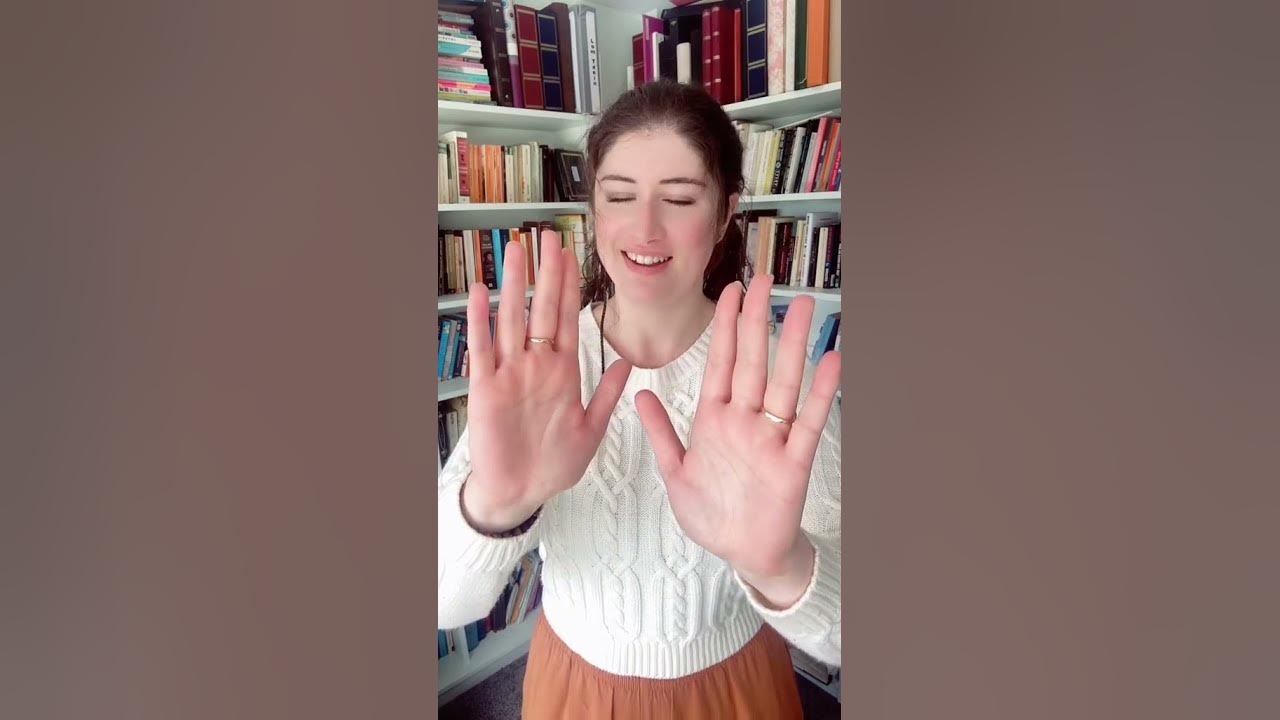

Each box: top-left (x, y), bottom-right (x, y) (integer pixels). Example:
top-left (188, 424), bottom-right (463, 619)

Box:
top-left (819, 119), bottom-right (841, 190)
top-left (806, 0), bottom-right (830, 87)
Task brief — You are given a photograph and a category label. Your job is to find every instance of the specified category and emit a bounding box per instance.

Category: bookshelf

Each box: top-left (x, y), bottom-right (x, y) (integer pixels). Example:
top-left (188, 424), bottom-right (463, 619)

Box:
top-left (438, 0), bottom-right (842, 704)
top-left (439, 608), bottom-right (542, 706)
top-left (724, 81), bottom-right (842, 123)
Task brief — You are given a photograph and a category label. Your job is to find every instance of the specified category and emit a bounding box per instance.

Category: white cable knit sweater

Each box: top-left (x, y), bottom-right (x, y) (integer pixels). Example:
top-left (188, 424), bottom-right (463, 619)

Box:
top-left (438, 305), bottom-right (841, 679)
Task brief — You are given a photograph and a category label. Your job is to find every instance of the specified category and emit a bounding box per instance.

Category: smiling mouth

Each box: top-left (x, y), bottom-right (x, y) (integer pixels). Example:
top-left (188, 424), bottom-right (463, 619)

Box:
top-left (623, 251), bottom-right (672, 266)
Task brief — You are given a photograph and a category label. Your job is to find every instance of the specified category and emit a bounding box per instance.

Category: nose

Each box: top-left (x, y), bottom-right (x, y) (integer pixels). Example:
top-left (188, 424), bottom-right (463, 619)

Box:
top-left (635, 196), bottom-right (663, 244)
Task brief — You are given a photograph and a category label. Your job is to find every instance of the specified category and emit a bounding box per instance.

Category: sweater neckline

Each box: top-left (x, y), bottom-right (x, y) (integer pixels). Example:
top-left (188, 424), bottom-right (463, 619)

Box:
top-left (580, 304), bottom-right (713, 390)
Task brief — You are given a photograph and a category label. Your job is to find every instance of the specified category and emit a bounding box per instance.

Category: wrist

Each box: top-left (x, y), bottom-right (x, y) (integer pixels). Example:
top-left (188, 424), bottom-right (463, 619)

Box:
top-left (460, 478), bottom-right (541, 536)
top-left (737, 536), bottom-right (816, 611)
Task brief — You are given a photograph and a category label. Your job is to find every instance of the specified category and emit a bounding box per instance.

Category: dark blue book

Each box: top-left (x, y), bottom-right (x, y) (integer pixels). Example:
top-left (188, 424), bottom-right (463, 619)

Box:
top-left (535, 11), bottom-right (564, 111)
top-left (744, 0), bottom-right (767, 99)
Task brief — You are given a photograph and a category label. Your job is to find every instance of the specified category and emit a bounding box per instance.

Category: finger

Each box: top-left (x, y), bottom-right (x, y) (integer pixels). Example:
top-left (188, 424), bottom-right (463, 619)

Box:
top-left (634, 389), bottom-right (686, 481)
top-left (465, 281), bottom-right (494, 380)
top-left (584, 359), bottom-right (632, 437)
top-left (527, 231), bottom-right (562, 344)
top-left (700, 282), bottom-right (743, 406)
top-left (495, 241), bottom-right (527, 365)
top-left (786, 351), bottom-right (841, 465)
top-left (762, 295), bottom-right (815, 425)
top-left (730, 274), bottom-right (774, 410)
top-left (556, 245), bottom-right (581, 352)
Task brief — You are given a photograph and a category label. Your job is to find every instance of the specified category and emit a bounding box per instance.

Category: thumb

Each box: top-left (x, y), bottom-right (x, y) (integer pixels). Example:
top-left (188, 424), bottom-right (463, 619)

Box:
top-left (583, 359), bottom-right (632, 437)
top-left (634, 390), bottom-right (686, 481)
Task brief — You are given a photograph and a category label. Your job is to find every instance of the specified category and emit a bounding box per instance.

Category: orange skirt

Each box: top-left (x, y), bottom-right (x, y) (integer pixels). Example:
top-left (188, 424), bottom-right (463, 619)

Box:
top-left (521, 613), bottom-right (804, 719)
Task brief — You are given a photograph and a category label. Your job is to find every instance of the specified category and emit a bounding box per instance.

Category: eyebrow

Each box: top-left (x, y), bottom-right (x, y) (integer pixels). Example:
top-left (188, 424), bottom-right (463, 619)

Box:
top-left (598, 174), bottom-right (707, 187)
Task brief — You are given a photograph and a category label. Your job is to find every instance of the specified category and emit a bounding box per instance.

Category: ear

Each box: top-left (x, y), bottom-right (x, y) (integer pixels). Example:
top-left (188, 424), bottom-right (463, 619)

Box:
top-left (720, 192), bottom-right (741, 241)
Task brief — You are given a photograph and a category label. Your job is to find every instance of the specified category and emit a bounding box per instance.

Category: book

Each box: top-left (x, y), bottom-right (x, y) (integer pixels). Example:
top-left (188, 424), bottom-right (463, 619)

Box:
top-left (535, 8), bottom-right (565, 111)
top-left (744, 0), bottom-right (767, 98)
top-left (544, 3), bottom-right (577, 112)
top-left (806, 0), bottom-right (829, 86)
top-left (466, 0), bottom-right (516, 106)
top-left (514, 5), bottom-right (545, 109)
top-left (767, 0), bottom-right (785, 95)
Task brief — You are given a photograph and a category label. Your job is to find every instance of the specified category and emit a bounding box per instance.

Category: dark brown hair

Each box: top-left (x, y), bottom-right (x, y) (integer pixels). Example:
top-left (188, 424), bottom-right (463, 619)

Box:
top-left (580, 80), bottom-right (748, 309)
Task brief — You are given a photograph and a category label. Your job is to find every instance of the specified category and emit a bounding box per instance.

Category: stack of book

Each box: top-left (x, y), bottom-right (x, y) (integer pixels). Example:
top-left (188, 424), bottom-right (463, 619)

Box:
top-left (438, 130), bottom-right (588, 205)
top-left (440, 2), bottom-right (601, 114)
top-left (438, 215), bottom-right (587, 295)
top-left (745, 210), bottom-right (842, 290)
top-left (438, 550), bottom-right (545, 658)
top-left (439, 6), bottom-right (495, 104)
top-left (631, 0), bottom-right (841, 103)
top-left (437, 396), bottom-right (470, 465)
top-left (735, 114), bottom-right (841, 195)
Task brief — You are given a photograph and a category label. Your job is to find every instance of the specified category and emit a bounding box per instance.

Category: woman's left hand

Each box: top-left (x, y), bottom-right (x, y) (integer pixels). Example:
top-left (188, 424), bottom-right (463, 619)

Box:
top-left (636, 275), bottom-right (841, 609)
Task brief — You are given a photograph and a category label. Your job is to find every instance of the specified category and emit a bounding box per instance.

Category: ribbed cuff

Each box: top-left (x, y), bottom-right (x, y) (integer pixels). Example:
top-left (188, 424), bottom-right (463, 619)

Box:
top-left (733, 532), bottom-right (840, 638)
top-left (438, 480), bottom-right (544, 573)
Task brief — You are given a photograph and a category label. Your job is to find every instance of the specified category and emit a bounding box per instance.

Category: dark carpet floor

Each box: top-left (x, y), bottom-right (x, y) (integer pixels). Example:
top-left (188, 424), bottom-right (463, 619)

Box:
top-left (440, 654), bottom-right (840, 719)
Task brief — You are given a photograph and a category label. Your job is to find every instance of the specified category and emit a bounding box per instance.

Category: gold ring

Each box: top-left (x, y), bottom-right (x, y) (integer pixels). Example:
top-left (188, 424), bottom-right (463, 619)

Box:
top-left (527, 336), bottom-right (554, 347)
top-left (762, 409), bottom-right (794, 425)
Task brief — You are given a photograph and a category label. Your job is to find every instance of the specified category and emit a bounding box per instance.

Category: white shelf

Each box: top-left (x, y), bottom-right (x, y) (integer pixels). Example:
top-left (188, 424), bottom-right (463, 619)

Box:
top-left (439, 377), bottom-right (469, 401)
top-left (740, 191), bottom-right (841, 212)
top-left (438, 202), bottom-right (589, 229)
top-left (440, 202), bottom-right (588, 213)
top-left (724, 82), bottom-right (842, 124)
top-left (770, 287), bottom-right (842, 301)
top-left (438, 100), bottom-right (592, 132)
top-left (438, 288), bottom-right (533, 311)
top-left (438, 608), bottom-right (542, 706)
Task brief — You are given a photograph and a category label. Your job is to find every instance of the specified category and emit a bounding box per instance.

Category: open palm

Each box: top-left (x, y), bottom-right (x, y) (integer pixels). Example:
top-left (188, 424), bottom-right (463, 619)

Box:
top-left (635, 276), bottom-right (841, 580)
top-left (462, 233), bottom-right (631, 531)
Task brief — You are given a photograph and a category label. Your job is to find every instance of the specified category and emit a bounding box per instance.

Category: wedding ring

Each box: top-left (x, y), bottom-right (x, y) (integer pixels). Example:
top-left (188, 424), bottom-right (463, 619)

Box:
top-left (762, 409), bottom-right (795, 425)
top-left (527, 336), bottom-right (554, 347)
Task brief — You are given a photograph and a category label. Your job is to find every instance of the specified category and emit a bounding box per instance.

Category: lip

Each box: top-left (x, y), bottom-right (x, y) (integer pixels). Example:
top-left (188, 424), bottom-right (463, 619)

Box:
top-left (620, 249), bottom-right (673, 276)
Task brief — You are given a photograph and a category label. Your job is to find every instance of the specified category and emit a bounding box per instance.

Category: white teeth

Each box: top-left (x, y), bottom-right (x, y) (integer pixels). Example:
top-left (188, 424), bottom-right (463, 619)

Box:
top-left (624, 251), bottom-right (672, 266)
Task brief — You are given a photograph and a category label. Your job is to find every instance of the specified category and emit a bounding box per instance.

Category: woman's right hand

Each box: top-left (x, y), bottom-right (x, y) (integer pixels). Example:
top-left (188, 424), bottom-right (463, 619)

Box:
top-left (460, 231), bottom-right (632, 533)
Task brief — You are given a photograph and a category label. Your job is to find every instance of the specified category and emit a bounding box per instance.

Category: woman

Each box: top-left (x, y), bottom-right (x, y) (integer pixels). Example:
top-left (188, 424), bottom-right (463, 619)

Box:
top-left (438, 80), bottom-right (841, 718)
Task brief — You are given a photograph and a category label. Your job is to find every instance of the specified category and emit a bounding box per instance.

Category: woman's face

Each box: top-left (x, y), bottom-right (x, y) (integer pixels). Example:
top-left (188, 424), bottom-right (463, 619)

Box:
top-left (592, 129), bottom-right (735, 307)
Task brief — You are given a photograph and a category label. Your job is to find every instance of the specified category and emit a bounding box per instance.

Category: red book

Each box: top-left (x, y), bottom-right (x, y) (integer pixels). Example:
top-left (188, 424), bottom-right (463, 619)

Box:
top-left (732, 7), bottom-right (743, 103)
top-left (701, 9), bottom-right (712, 97)
top-left (632, 33), bottom-right (644, 88)
top-left (710, 6), bottom-right (723, 103)
top-left (513, 5), bottom-right (545, 109)
top-left (803, 116), bottom-right (829, 192)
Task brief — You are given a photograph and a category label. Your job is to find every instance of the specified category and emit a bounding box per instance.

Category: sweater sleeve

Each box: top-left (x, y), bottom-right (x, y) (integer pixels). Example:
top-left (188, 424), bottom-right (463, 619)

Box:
top-left (733, 357), bottom-right (842, 668)
top-left (438, 425), bottom-right (546, 629)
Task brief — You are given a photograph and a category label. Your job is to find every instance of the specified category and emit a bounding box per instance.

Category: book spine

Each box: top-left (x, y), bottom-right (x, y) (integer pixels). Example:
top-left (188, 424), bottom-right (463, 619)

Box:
top-left (472, 0), bottom-right (515, 106)
top-left (535, 10), bottom-right (564, 111)
top-left (711, 7), bottom-right (723, 103)
top-left (806, 0), bottom-right (829, 86)
top-left (583, 8), bottom-right (601, 112)
top-left (783, 0), bottom-right (796, 92)
top-left (702, 10), bottom-right (713, 96)
top-left (744, 0), bottom-right (766, 99)
top-left (794, 0), bottom-right (808, 90)
top-left (733, 7), bottom-right (743, 103)
top-left (499, 0), bottom-right (524, 107)
top-left (819, 119), bottom-right (841, 190)
top-left (803, 117), bottom-right (829, 192)
top-left (568, 9), bottom-right (582, 112)
top-left (514, 5), bottom-right (545, 109)
top-left (632, 33), bottom-right (644, 89)
top-left (767, 0), bottom-right (785, 95)
top-left (548, 4), bottom-right (575, 113)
